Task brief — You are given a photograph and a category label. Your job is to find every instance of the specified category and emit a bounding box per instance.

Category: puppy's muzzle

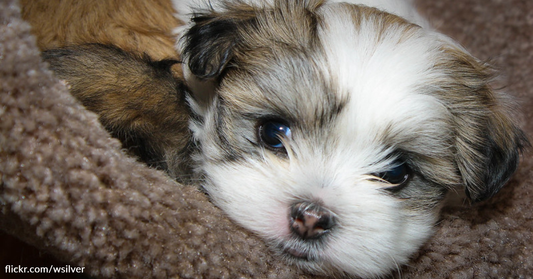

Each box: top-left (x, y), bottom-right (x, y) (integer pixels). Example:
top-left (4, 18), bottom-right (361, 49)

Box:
top-left (290, 201), bottom-right (336, 240)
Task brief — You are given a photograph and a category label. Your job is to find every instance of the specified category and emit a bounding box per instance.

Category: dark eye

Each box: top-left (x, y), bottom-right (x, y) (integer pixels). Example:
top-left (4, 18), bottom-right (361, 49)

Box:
top-left (258, 120), bottom-right (291, 149)
top-left (374, 161), bottom-right (411, 190)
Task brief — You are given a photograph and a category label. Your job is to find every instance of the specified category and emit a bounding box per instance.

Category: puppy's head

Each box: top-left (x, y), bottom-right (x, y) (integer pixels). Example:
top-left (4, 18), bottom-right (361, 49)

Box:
top-left (180, 0), bottom-right (527, 277)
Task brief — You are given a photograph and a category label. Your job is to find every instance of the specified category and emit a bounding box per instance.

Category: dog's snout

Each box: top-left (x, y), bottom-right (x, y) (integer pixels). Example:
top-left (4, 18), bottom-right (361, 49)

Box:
top-left (289, 201), bottom-right (335, 240)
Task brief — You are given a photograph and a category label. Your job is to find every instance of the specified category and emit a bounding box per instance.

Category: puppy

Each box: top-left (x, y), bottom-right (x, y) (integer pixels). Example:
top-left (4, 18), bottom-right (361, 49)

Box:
top-left (22, 1), bottom-right (193, 178)
top-left (42, 44), bottom-right (192, 179)
top-left (174, 0), bottom-right (528, 277)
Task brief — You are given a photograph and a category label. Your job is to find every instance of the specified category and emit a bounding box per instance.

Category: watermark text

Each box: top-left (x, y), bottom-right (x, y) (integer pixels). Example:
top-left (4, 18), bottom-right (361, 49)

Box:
top-left (5, 264), bottom-right (85, 274)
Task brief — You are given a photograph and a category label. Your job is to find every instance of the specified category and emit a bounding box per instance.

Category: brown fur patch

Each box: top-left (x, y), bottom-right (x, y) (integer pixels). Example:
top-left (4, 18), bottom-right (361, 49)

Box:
top-left (340, 3), bottom-right (421, 43)
top-left (22, 1), bottom-right (194, 178)
top-left (20, 0), bottom-right (181, 62)
top-left (42, 44), bottom-right (192, 180)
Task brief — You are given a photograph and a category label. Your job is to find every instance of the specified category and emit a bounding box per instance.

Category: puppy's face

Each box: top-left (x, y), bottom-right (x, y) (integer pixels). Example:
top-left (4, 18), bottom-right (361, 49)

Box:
top-left (181, 1), bottom-right (526, 277)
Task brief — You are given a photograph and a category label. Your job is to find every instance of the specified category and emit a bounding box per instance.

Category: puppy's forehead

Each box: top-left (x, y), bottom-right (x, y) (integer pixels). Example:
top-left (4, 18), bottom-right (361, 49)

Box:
top-left (221, 2), bottom-right (449, 143)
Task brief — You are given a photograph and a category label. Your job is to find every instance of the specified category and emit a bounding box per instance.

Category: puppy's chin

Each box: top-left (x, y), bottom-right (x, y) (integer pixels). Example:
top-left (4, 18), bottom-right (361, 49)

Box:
top-left (180, 0), bottom-right (527, 277)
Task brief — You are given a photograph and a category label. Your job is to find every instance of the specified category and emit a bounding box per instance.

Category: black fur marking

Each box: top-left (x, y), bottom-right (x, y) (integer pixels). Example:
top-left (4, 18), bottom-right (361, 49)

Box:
top-left (182, 15), bottom-right (241, 79)
top-left (467, 128), bottom-right (529, 202)
top-left (213, 95), bottom-right (245, 162)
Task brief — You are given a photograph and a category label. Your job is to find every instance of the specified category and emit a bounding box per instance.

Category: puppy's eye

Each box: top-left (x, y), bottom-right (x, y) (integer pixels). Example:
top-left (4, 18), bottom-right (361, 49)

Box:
top-left (373, 161), bottom-right (411, 190)
top-left (258, 120), bottom-right (291, 149)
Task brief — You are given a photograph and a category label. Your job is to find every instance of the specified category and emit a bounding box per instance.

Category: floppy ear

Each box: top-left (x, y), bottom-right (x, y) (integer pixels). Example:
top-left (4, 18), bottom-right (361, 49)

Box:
top-left (457, 107), bottom-right (528, 203)
top-left (181, 10), bottom-right (250, 80)
top-left (442, 48), bottom-right (529, 203)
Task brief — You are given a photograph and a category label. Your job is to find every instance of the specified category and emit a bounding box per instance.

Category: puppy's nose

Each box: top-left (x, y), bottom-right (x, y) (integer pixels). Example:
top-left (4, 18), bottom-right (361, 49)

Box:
top-left (289, 201), bottom-right (336, 240)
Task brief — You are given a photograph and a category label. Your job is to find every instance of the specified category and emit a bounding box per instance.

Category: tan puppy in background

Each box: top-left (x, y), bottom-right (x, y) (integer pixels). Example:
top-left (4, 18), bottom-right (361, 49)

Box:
top-left (21, 0), bottom-right (193, 179)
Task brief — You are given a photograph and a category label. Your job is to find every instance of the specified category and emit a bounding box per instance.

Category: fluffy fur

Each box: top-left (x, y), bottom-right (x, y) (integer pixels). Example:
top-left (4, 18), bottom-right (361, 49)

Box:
top-left (41, 44), bottom-right (192, 179)
top-left (175, 0), bottom-right (528, 277)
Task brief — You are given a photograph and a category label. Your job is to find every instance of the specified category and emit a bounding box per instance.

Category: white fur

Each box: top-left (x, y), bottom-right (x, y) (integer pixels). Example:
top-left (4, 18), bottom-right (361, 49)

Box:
top-left (173, 0), bottom-right (462, 277)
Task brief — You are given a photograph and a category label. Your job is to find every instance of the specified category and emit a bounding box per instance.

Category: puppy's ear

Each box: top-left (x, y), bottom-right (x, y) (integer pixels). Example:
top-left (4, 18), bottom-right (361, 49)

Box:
top-left (181, 8), bottom-right (253, 80)
top-left (458, 108), bottom-right (528, 203)
top-left (442, 47), bottom-right (529, 203)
